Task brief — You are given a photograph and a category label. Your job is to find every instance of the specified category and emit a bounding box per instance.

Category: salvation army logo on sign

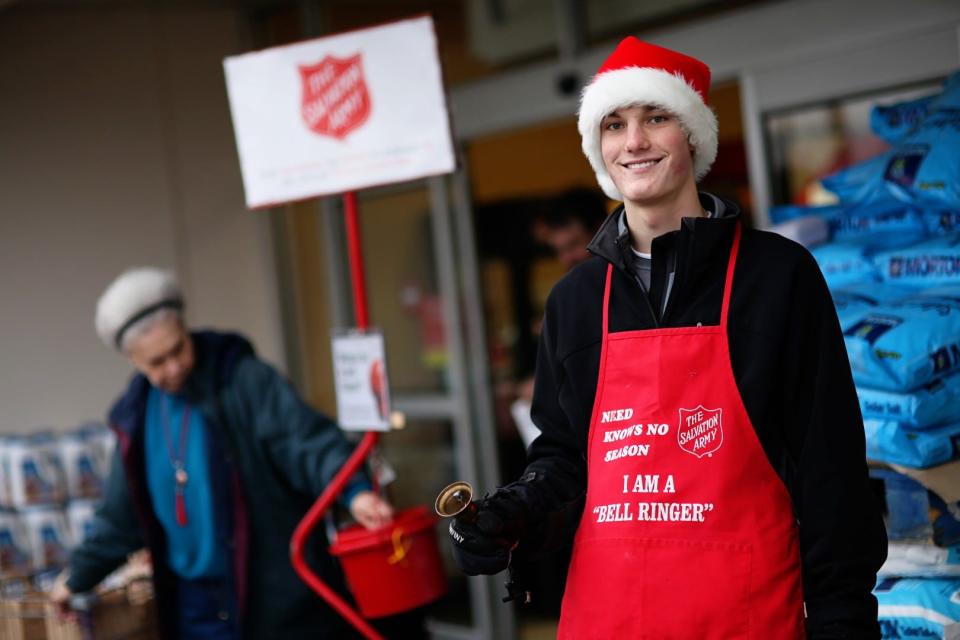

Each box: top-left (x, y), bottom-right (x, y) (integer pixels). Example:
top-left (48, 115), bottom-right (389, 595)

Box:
top-left (677, 406), bottom-right (723, 459)
top-left (299, 53), bottom-right (371, 140)
top-left (223, 15), bottom-right (456, 208)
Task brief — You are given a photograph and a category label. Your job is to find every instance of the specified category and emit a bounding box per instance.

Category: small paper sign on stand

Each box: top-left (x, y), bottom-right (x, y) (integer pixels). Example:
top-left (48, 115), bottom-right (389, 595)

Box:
top-left (331, 330), bottom-right (391, 432)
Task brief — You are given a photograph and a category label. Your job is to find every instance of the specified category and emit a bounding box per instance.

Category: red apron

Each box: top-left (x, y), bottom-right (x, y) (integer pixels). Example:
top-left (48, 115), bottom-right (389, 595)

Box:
top-left (558, 224), bottom-right (805, 639)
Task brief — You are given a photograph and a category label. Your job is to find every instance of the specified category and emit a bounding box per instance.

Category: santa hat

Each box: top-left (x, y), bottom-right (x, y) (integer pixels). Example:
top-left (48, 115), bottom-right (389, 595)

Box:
top-left (578, 37), bottom-right (718, 201)
top-left (95, 267), bottom-right (184, 350)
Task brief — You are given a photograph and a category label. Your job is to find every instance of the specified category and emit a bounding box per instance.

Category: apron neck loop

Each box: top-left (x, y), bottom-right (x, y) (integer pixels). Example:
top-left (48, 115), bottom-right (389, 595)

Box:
top-left (720, 222), bottom-right (743, 329)
top-left (602, 263), bottom-right (614, 338)
top-left (602, 221), bottom-right (742, 334)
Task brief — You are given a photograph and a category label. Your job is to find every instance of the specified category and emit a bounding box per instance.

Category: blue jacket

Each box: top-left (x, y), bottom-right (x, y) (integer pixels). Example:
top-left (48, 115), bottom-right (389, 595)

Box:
top-left (67, 331), bottom-right (369, 639)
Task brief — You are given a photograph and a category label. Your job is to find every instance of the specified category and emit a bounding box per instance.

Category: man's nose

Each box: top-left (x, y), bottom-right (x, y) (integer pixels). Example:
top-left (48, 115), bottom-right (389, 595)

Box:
top-left (624, 121), bottom-right (649, 152)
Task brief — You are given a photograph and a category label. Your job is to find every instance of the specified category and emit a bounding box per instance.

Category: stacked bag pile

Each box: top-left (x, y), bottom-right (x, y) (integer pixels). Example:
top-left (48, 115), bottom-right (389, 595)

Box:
top-left (0, 425), bottom-right (114, 584)
top-left (770, 71), bottom-right (960, 639)
top-left (0, 425), bottom-right (159, 640)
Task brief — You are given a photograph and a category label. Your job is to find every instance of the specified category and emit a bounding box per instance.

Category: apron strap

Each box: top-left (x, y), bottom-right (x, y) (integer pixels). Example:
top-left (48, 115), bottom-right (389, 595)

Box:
top-left (720, 222), bottom-right (743, 330)
top-left (603, 220), bottom-right (741, 334)
top-left (601, 263), bottom-right (614, 338)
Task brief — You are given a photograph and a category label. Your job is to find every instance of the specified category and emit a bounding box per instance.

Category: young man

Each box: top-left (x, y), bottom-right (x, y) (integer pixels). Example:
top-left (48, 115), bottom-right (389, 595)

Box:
top-left (448, 37), bottom-right (886, 638)
top-left (52, 267), bottom-right (393, 639)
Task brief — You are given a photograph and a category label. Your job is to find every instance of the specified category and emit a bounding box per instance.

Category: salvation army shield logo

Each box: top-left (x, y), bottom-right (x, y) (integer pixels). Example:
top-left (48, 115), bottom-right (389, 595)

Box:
top-left (677, 406), bottom-right (723, 459)
top-left (298, 53), bottom-right (371, 140)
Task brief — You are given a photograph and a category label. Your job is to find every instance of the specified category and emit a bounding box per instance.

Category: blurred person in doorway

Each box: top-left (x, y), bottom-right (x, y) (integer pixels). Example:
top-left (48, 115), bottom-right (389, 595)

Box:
top-left (513, 187), bottom-right (609, 448)
top-left (509, 188), bottom-right (609, 618)
top-left (536, 188), bottom-right (610, 271)
top-left (447, 37), bottom-right (886, 638)
top-left (51, 267), bottom-right (397, 640)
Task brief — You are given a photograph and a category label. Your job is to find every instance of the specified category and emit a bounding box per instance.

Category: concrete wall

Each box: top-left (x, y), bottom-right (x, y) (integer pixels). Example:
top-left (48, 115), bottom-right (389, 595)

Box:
top-left (0, 5), bottom-right (285, 432)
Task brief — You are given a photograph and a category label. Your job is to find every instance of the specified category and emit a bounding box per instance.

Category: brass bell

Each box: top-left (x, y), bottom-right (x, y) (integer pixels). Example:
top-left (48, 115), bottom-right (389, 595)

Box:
top-left (434, 480), bottom-right (478, 524)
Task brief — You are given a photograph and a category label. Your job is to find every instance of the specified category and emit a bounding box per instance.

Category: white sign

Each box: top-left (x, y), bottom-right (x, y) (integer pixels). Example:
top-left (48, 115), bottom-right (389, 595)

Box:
top-left (331, 331), bottom-right (391, 432)
top-left (224, 15), bottom-right (456, 208)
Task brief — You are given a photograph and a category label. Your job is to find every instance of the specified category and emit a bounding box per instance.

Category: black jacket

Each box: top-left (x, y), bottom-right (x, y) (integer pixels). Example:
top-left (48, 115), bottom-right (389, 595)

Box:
top-left (521, 194), bottom-right (887, 638)
top-left (67, 332), bottom-right (367, 639)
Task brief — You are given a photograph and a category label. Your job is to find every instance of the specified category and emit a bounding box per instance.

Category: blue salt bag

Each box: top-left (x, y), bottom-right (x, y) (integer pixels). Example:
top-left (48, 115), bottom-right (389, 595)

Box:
top-left (926, 72), bottom-right (960, 119)
top-left (874, 577), bottom-right (960, 638)
top-left (924, 208), bottom-right (960, 235)
top-left (821, 152), bottom-right (892, 204)
top-left (832, 290), bottom-right (879, 326)
top-left (864, 419), bottom-right (960, 468)
top-left (811, 241), bottom-right (879, 290)
top-left (842, 286), bottom-right (960, 390)
top-left (874, 233), bottom-right (960, 285)
top-left (768, 203), bottom-right (843, 225)
top-left (871, 95), bottom-right (935, 143)
top-left (867, 74), bottom-right (960, 209)
top-left (831, 283), bottom-right (914, 326)
top-left (830, 199), bottom-right (928, 249)
top-left (879, 125), bottom-right (960, 209)
top-left (857, 371), bottom-right (960, 428)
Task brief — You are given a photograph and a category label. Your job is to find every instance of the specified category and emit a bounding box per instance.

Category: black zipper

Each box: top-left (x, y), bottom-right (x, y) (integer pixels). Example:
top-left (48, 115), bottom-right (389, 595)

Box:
top-left (659, 245), bottom-right (682, 325)
top-left (614, 236), bottom-right (660, 329)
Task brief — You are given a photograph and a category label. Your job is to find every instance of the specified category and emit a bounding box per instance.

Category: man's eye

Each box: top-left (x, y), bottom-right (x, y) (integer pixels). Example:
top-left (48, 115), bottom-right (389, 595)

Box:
top-left (604, 121), bottom-right (623, 130)
top-left (649, 114), bottom-right (668, 124)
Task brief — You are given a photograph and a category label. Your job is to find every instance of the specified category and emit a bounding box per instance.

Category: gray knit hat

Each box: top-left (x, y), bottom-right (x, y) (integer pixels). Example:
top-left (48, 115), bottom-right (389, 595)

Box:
top-left (94, 267), bottom-right (184, 350)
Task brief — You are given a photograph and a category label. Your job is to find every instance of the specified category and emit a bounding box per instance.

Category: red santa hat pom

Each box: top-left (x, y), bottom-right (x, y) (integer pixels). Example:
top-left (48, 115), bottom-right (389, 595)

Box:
top-left (578, 37), bottom-right (718, 200)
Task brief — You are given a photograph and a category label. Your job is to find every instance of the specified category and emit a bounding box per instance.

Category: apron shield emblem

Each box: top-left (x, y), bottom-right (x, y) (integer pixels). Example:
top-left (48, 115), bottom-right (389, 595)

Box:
top-left (677, 406), bottom-right (723, 458)
top-left (298, 53), bottom-right (371, 140)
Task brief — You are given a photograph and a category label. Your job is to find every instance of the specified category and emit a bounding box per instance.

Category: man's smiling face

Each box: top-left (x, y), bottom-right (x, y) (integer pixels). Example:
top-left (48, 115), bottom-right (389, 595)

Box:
top-left (600, 104), bottom-right (697, 208)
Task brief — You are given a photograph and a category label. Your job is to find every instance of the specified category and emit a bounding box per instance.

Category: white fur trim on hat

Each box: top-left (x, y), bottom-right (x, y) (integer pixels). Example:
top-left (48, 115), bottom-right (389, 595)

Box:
top-left (578, 67), bottom-right (718, 201)
top-left (95, 267), bottom-right (183, 349)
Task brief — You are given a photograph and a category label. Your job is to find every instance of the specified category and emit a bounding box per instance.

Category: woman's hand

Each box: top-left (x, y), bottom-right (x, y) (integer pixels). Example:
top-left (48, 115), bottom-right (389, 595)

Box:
top-left (349, 491), bottom-right (394, 530)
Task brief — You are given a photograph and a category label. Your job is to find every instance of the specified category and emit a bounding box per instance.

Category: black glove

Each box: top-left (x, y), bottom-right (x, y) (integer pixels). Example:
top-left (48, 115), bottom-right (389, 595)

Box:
top-left (448, 489), bottom-right (527, 576)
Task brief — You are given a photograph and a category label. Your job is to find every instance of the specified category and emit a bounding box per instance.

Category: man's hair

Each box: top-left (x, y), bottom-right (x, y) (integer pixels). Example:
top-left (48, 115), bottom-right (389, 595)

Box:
top-left (540, 187), bottom-right (609, 233)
